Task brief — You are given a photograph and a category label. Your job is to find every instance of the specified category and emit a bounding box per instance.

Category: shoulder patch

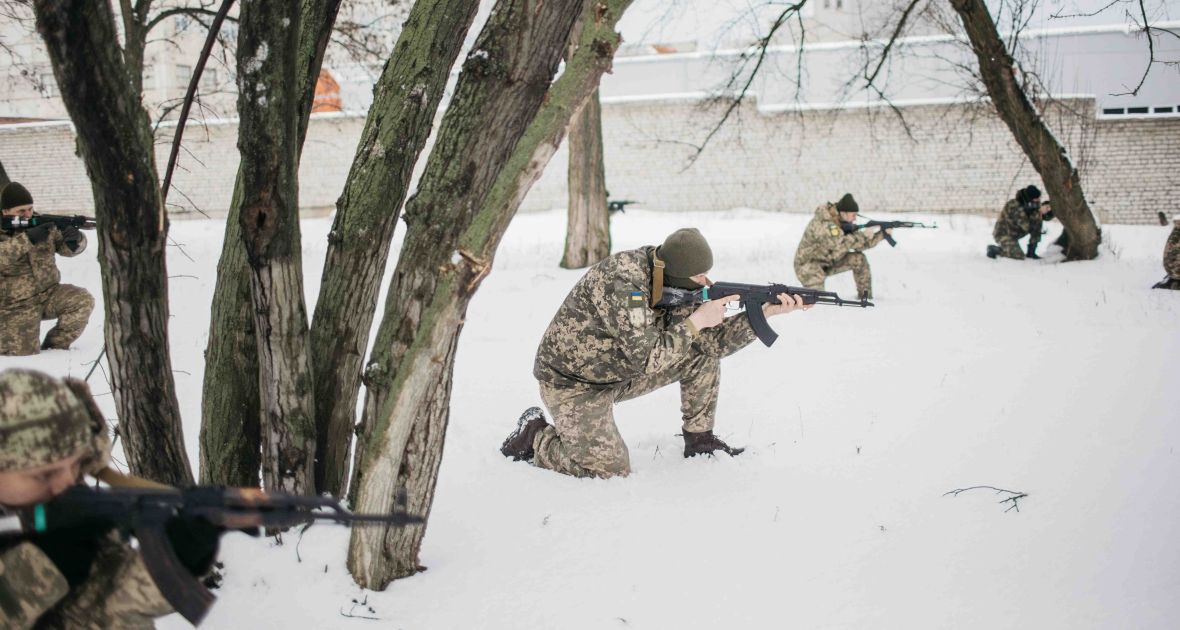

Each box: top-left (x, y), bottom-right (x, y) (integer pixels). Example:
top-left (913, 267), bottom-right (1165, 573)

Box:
top-left (626, 290), bottom-right (647, 308)
top-left (829, 225), bottom-right (842, 237)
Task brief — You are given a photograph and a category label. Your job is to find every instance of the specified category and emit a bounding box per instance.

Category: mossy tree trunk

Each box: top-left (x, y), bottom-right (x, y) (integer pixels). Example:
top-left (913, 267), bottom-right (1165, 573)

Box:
top-left (562, 88), bottom-right (610, 268)
top-left (34, 0), bottom-right (193, 485)
top-left (235, 0), bottom-right (316, 495)
top-left (950, 0), bottom-right (1101, 260)
top-left (200, 0), bottom-right (343, 487)
top-left (346, 0), bottom-right (633, 590)
top-left (308, 0), bottom-right (481, 498)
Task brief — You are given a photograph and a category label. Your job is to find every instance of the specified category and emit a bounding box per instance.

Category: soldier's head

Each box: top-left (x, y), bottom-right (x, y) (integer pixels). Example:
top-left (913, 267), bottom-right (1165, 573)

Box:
top-left (657, 228), bottom-right (713, 289)
top-left (1, 182), bottom-right (35, 220)
top-left (836, 193), bottom-right (859, 223)
top-left (1016, 185), bottom-right (1042, 212)
top-left (0, 369), bottom-right (109, 507)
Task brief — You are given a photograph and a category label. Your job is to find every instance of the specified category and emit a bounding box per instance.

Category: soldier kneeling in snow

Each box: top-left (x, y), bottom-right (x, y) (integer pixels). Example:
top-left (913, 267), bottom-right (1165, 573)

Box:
top-left (1153, 214), bottom-right (1180, 290)
top-left (501, 228), bottom-right (810, 479)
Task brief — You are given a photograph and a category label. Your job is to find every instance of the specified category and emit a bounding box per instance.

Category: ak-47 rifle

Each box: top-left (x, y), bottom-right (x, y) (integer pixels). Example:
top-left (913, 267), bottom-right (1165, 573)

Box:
top-left (842, 218), bottom-right (938, 247)
top-left (1, 214), bottom-right (96, 231)
top-left (0, 484), bottom-right (421, 626)
top-left (608, 200), bottom-right (639, 213)
top-left (656, 281), bottom-right (872, 347)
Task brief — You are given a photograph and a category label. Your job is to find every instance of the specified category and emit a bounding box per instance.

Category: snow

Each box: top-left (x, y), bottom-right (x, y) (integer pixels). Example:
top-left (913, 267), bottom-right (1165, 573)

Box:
top-left (3, 208), bottom-right (1178, 629)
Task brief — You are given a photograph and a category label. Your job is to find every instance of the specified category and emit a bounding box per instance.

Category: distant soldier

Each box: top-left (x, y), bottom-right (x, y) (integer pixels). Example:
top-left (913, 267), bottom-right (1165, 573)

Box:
top-left (501, 228), bottom-right (810, 479)
top-left (0, 368), bottom-right (220, 629)
top-left (0, 182), bottom-right (94, 355)
top-left (1152, 214), bottom-right (1180, 290)
top-left (793, 193), bottom-right (887, 300)
top-left (987, 185), bottom-right (1054, 260)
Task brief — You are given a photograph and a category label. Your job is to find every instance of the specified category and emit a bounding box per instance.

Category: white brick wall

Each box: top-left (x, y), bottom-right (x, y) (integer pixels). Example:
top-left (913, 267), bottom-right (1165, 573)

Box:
top-left (0, 99), bottom-right (1174, 224)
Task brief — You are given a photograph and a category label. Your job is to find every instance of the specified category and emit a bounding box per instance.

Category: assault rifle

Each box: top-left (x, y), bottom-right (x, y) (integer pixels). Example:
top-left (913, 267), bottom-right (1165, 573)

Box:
top-left (608, 199), bottom-right (639, 213)
top-left (656, 281), bottom-right (872, 347)
top-left (842, 218), bottom-right (938, 247)
top-left (1, 213), bottom-right (96, 231)
top-left (0, 484), bottom-right (421, 626)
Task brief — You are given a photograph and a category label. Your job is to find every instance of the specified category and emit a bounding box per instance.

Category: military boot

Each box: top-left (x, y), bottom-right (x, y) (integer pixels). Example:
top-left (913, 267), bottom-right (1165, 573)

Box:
top-left (501, 406), bottom-right (549, 462)
top-left (683, 430), bottom-right (745, 458)
top-left (986, 245), bottom-right (1000, 259)
top-left (857, 289), bottom-right (872, 301)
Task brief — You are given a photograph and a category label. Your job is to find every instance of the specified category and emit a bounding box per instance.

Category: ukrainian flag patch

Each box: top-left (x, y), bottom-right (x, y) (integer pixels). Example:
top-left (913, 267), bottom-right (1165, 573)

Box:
top-left (628, 291), bottom-right (646, 308)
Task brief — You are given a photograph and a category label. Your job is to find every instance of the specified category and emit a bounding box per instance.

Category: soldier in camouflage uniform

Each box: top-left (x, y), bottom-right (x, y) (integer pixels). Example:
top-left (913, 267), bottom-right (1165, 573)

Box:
top-left (987, 185), bottom-right (1054, 260)
top-left (0, 368), bottom-right (219, 629)
top-left (501, 228), bottom-right (810, 479)
top-left (0, 182), bottom-right (94, 356)
top-left (1152, 215), bottom-right (1180, 290)
top-left (793, 193), bottom-right (886, 300)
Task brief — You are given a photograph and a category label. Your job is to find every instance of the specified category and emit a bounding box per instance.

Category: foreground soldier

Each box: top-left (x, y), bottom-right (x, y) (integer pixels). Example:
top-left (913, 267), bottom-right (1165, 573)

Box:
top-left (0, 368), bottom-right (219, 629)
top-left (793, 193), bottom-right (887, 300)
top-left (1152, 214), bottom-right (1180, 290)
top-left (501, 228), bottom-right (809, 479)
top-left (987, 185), bottom-right (1054, 260)
top-left (0, 182), bottom-right (94, 355)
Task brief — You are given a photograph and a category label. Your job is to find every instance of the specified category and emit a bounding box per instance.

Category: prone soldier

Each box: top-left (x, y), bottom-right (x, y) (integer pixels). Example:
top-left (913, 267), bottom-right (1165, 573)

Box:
top-left (0, 182), bottom-right (94, 355)
top-left (793, 193), bottom-right (887, 300)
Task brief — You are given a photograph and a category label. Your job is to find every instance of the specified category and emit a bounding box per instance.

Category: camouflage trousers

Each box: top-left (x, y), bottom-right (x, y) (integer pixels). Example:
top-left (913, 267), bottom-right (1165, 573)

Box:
top-left (532, 351), bottom-right (720, 478)
top-left (795, 252), bottom-right (872, 297)
top-left (0, 284), bottom-right (94, 356)
top-left (993, 234), bottom-right (1027, 260)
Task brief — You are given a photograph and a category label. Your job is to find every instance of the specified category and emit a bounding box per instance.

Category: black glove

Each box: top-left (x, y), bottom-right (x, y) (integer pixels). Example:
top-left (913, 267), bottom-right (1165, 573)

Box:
top-left (25, 223), bottom-right (50, 245)
top-left (165, 515), bottom-right (224, 577)
top-left (30, 527), bottom-right (109, 587)
top-left (61, 226), bottom-right (83, 252)
top-left (1026, 244), bottom-right (1040, 259)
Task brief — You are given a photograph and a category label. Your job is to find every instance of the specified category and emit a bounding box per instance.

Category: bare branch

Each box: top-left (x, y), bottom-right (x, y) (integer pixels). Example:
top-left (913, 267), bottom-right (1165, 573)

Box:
top-left (1112, 0), bottom-right (1157, 97)
top-left (944, 485), bottom-right (1029, 513)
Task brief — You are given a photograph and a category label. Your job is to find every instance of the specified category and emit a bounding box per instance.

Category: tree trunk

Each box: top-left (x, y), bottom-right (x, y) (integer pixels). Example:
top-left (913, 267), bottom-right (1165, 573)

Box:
top-left (950, 0), bottom-right (1101, 260)
top-left (200, 0), bottom-right (343, 487)
top-left (0, 158), bottom-right (9, 185)
top-left (347, 0), bottom-right (632, 590)
top-left (34, 0), bottom-right (193, 485)
top-left (235, 0), bottom-right (315, 495)
top-left (309, 0), bottom-right (481, 498)
top-left (562, 88), bottom-right (610, 268)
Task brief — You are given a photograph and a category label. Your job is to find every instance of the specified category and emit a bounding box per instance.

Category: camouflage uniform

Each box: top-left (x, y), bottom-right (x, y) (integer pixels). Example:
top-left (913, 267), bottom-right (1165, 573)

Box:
top-left (0, 225), bottom-right (94, 355)
top-left (793, 203), bottom-right (884, 297)
top-left (531, 246), bottom-right (758, 478)
top-left (0, 369), bottom-right (173, 629)
top-left (1158, 220), bottom-right (1180, 289)
top-left (992, 198), bottom-right (1044, 260)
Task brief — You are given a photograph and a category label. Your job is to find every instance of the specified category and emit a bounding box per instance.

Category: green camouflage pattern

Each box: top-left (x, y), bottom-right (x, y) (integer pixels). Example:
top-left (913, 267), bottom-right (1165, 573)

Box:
top-left (1164, 221), bottom-right (1180, 278)
top-left (0, 533), bottom-right (171, 629)
top-left (793, 203), bottom-right (882, 294)
top-left (0, 369), bottom-right (93, 472)
top-left (530, 246), bottom-right (757, 477)
top-left (0, 225), bottom-right (93, 355)
top-left (992, 198), bottom-right (1043, 260)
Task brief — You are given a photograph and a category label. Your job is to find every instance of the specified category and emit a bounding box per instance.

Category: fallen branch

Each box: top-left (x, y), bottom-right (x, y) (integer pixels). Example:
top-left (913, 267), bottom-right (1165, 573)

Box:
top-left (943, 485), bottom-right (1028, 513)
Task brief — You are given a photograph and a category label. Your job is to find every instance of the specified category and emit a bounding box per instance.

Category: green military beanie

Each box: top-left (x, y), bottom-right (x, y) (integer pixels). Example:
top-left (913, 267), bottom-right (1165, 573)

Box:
top-left (1, 182), bottom-right (34, 211)
top-left (657, 228), bottom-right (713, 289)
top-left (0, 369), bottom-right (94, 472)
top-left (836, 193), bottom-right (858, 215)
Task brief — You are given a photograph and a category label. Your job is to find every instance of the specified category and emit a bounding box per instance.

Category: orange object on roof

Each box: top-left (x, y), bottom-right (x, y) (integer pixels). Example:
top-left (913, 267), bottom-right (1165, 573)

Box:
top-left (312, 69), bottom-right (342, 113)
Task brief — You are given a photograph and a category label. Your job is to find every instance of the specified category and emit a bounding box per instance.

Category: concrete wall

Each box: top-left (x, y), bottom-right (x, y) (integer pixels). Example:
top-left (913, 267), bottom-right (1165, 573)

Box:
top-left (0, 98), bottom-right (1175, 224)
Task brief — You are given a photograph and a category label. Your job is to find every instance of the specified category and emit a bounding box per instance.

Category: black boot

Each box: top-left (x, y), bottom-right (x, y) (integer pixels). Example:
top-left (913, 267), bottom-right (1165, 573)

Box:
top-left (986, 245), bottom-right (999, 259)
top-left (683, 430), bottom-right (744, 458)
top-left (501, 407), bottom-right (549, 462)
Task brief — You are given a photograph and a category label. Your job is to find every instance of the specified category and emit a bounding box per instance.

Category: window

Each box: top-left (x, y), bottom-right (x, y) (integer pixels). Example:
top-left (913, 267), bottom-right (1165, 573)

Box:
top-left (175, 64), bottom-right (193, 89)
top-left (1153, 106), bottom-right (1174, 114)
top-left (1127, 106), bottom-right (1149, 114)
top-left (199, 68), bottom-right (218, 91)
top-left (38, 73), bottom-right (56, 97)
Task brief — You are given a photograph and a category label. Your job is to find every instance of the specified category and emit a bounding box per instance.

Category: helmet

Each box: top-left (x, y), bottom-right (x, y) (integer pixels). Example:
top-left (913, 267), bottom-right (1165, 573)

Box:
top-left (0, 369), bottom-right (108, 472)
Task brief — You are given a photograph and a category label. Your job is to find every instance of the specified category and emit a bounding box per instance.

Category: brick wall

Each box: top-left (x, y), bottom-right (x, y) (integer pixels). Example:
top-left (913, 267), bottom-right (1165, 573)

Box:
top-left (1, 99), bottom-right (1175, 224)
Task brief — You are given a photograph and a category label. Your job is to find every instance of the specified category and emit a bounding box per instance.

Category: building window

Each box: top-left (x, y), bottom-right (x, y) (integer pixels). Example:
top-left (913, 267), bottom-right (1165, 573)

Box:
top-left (38, 73), bottom-right (56, 97)
top-left (199, 68), bottom-right (218, 91)
top-left (176, 64), bottom-right (193, 89)
top-left (1154, 106), bottom-right (1174, 113)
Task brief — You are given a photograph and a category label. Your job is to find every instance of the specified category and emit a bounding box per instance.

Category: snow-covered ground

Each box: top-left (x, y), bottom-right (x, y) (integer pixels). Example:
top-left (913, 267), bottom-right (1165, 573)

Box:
top-left (4, 208), bottom-right (1178, 629)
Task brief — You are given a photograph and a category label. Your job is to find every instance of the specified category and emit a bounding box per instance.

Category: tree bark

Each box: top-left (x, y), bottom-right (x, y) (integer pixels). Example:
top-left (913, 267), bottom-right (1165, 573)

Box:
top-left (950, 0), bottom-right (1101, 260)
top-left (308, 0), bottom-right (481, 498)
top-left (0, 158), bottom-right (9, 185)
top-left (34, 0), bottom-right (193, 485)
top-left (562, 88), bottom-right (611, 268)
top-left (347, 0), bottom-right (632, 590)
top-left (235, 0), bottom-right (315, 495)
top-left (199, 0), bottom-right (342, 487)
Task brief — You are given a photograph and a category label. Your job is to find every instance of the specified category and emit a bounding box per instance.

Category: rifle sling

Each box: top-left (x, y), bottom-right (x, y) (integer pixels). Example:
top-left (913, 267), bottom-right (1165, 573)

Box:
top-left (95, 466), bottom-right (173, 490)
top-left (650, 251), bottom-right (665, 307)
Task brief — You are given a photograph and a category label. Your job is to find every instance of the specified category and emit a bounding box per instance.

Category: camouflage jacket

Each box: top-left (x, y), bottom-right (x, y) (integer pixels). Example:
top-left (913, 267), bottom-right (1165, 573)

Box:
top-left (1165, 223), bottom-right (1180, 277)
top-left (793, 203), bottom-right (884, 266)
top-left (0, 480), bottom-right (171, 630)
top-left (0, 225), bottom-right (87, 306)
top-left (993, 199), bottom-right (1043, 246)
top-left (534, 246), bottom-right (757, 387)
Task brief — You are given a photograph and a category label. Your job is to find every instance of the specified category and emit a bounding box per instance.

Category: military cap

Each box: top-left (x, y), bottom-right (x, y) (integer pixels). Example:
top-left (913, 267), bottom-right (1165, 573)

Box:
top-left (0, 369), bottom-right (95, 472)
top-left (658, 228), bottom-right (713, 289)
top-left (1, 182), bottom-right (34, 211)
top-left (836, 193), bottom-right (859, 215)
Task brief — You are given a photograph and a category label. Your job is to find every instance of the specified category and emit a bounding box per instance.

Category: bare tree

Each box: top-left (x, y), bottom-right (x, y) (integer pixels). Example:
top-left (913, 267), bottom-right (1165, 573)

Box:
top-left (562, 85), bottom-right (611, 267)
top-left (347, 0), bottom-right (634, 590)
top-left (33, 0), bottom-right (193, 485)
